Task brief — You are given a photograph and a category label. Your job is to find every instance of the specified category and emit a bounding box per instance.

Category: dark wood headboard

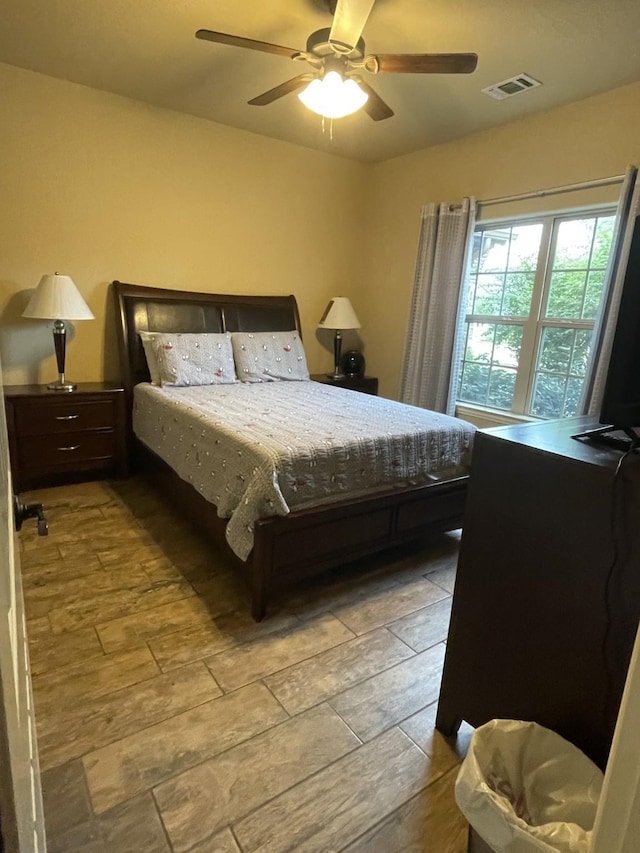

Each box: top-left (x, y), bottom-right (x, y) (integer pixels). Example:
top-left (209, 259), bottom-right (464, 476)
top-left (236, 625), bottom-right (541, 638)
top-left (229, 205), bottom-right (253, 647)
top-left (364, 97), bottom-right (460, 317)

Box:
top-left (112, 281), bottom-right (302, 395)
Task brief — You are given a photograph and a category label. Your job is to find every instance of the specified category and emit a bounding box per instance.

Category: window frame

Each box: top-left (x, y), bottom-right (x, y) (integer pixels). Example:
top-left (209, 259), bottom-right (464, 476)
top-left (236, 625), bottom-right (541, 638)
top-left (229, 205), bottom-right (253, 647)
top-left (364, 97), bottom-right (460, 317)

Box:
top-left (457, 205), bottom-right (617, 420)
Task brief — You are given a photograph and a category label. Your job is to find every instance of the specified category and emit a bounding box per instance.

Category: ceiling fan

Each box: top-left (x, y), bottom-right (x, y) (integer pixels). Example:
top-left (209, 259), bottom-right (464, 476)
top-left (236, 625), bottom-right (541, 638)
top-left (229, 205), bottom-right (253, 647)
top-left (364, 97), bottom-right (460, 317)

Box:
top-left (195, 0), bottom-right (478, 121)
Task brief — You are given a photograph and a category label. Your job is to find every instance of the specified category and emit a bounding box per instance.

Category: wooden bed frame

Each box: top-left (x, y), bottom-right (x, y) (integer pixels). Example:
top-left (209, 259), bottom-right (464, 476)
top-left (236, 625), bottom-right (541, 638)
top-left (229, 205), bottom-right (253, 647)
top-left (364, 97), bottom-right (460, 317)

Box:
top-left (113, 280), bottom-right (469, 620)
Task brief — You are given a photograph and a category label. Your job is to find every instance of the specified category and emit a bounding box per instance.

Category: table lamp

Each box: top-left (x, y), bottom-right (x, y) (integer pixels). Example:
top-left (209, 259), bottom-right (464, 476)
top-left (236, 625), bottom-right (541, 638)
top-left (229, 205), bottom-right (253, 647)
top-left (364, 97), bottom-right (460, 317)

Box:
top-left (317, 297), bottom-right (361, 379)
top-left (22, 273), bottom-right (95, 391)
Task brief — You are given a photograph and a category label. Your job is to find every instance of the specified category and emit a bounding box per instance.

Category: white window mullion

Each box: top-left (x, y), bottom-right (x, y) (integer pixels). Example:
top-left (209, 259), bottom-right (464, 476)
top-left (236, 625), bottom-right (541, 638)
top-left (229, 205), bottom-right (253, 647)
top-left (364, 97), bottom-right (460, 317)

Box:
top-left (513, 220), bottom-right (553, 414)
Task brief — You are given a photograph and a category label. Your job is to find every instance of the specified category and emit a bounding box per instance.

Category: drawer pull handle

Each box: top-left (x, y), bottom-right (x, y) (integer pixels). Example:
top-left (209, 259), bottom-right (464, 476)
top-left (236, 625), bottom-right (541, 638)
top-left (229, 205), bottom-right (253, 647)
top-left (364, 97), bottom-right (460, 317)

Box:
top-left (55, 414), bottom-right (79, 420)
top-left (57, 445), bottom-right (80, 452)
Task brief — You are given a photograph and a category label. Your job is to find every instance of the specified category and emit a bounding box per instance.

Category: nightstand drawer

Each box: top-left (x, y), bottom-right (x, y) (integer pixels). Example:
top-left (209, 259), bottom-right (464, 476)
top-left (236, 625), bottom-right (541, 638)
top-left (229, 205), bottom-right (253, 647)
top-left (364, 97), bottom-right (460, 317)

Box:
top-left (18, 430), bottom-right (116, 472)
top-left (15, 399), bottom-right (116, 436)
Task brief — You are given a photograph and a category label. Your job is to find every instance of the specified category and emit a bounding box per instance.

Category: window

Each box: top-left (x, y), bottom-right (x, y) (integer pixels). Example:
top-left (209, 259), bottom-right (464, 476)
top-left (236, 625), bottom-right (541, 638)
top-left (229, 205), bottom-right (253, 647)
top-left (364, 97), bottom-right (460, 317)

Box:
top-left (456, 210), bottom-right (616, 419)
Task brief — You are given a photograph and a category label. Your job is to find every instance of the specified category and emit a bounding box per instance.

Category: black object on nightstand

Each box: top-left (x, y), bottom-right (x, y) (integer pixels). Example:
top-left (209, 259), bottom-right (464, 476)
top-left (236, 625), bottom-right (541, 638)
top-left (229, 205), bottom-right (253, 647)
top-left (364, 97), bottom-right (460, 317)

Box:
top-left (310, 373), bottom-right (378, 396)
top-left (340, 350), bottom-right (365, 378)
top-left (4, 382), bottom-right (128, 492)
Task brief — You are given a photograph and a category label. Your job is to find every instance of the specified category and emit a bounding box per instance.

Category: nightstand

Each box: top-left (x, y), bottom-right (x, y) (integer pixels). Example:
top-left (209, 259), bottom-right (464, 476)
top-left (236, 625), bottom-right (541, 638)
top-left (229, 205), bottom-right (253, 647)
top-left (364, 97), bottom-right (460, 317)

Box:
top-left (310, 374), bottom-right (379, 395)
top-left (4, 382), bottom-right (128, 492)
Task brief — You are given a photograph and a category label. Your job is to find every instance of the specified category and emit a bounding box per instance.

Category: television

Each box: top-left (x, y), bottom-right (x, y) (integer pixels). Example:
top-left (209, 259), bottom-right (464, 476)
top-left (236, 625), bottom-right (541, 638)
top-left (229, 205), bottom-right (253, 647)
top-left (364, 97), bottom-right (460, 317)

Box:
top-left (599, 214), bottom-right (640, 435)
top-left (575, 214), bottom-right (640, 450)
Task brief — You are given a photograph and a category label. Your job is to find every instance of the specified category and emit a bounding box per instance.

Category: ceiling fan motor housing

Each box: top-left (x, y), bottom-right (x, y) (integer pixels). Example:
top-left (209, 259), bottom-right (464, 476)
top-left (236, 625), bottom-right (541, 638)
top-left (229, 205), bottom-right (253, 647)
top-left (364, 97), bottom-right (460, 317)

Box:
top-left (306, 27), bottom-right (366, 60)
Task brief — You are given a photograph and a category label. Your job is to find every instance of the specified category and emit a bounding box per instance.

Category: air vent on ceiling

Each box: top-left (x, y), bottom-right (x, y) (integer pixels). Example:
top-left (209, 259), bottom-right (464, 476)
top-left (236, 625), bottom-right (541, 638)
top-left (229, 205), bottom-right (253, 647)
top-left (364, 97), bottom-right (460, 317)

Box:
top-left (482, 73), bottom-right (542, 101)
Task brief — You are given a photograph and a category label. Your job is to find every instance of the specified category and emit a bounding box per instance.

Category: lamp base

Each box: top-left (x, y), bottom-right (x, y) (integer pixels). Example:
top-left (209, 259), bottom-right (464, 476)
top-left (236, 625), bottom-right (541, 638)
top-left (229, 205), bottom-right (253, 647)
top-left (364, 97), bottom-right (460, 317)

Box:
top-left (331, 330), bottom-right (344, 381)
top-left (327, 371), bottom-right (345, 380)
top-left (47, 381), bottom-right (76, 392)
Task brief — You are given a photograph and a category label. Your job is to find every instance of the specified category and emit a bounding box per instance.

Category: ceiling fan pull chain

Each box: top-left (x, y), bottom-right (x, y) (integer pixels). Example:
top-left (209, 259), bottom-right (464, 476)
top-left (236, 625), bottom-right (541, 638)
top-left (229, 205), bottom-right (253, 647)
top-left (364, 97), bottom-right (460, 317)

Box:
top-left (320, 115), bottom-right (334, 140)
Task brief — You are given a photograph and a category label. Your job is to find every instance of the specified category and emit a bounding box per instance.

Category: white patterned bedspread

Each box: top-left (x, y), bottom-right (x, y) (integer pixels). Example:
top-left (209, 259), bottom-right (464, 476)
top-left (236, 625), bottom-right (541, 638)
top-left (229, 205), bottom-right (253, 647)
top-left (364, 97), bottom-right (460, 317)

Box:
top-left (133, 382), bottom-right (475, 561)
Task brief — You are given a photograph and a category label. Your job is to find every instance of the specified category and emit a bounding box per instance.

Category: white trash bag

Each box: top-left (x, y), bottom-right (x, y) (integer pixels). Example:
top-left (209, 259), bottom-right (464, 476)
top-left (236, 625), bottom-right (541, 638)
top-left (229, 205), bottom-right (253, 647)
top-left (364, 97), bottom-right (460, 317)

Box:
top-left (455, 719), bottom-right (603, 853)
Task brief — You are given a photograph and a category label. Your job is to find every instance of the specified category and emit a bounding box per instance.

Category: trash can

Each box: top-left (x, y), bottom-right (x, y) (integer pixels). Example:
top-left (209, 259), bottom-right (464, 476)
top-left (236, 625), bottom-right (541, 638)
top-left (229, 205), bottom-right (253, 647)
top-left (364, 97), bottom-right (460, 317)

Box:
top-left (455, 719), bottom-right (604, 853)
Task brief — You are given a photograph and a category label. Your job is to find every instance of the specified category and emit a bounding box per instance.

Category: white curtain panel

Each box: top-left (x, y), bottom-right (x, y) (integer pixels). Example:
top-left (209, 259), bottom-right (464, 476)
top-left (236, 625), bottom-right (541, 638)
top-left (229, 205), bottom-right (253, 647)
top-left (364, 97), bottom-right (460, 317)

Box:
top-left (400, 198), bottom-right (476, 414)
top-left (582, 165), bottom-right (640, 414)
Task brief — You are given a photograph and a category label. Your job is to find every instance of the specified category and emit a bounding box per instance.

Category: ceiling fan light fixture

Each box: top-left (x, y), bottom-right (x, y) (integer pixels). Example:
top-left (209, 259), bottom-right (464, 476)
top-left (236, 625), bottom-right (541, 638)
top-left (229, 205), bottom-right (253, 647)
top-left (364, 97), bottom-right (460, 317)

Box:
top-left (298, 71), bottom-right (368, 118)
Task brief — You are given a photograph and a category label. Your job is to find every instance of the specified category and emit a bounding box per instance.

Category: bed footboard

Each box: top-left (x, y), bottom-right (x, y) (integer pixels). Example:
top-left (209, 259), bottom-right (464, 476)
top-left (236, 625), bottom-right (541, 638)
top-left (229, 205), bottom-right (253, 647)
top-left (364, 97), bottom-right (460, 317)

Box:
top-left (136, 440), bottom-right (466, 620)
top-left (250, 476), bottom-right (467, 619)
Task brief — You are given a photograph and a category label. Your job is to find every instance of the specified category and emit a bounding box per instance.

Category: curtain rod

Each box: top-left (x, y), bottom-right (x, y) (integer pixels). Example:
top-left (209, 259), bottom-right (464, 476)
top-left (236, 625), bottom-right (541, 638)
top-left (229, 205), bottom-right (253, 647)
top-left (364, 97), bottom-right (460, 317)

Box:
top-left (479, 174), bottom-right (625, 208)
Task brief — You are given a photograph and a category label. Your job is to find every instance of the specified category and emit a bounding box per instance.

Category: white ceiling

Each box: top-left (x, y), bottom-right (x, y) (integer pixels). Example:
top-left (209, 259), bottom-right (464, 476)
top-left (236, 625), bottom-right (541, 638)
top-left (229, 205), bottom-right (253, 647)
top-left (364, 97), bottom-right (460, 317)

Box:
top-left (2, 0), bottom-right (640, 163)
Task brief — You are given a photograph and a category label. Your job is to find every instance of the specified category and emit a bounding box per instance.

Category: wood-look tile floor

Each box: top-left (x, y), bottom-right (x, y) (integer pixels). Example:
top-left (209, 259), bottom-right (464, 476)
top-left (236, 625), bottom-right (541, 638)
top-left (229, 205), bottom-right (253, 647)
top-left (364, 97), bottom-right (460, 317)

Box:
top-left (19, 478), bottom-right (473, 853)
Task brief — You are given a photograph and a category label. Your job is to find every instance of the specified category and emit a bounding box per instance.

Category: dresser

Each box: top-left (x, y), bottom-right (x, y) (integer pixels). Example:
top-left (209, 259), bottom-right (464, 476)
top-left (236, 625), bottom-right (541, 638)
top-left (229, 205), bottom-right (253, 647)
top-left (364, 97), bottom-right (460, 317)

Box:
top-left (4, 383), bottom-right (128, 492)
top-left (436, 416), bottom-right (640, 769)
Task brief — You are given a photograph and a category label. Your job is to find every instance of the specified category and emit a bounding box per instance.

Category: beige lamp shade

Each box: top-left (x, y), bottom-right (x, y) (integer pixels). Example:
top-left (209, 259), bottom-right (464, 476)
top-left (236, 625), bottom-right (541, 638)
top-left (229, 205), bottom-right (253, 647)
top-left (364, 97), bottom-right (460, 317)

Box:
top-left (317, 297), bottom-right (361, 330)
top-left (22, 274), bottom-right (94, 321)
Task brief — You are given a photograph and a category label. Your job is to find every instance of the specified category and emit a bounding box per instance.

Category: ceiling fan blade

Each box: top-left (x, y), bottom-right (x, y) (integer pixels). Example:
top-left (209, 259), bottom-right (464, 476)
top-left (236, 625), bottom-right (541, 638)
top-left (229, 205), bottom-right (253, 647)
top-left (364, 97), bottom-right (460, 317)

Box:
top-left (373, 52), bottom-right (478, 74)
top-left (195, 29), bottom-right (299, 59)
top-left (356, 79), bottom-right (394, 121)
top-left (248, 75), bottom-right (314, 106)
top-left (329, 0), bottom-right (376, 51)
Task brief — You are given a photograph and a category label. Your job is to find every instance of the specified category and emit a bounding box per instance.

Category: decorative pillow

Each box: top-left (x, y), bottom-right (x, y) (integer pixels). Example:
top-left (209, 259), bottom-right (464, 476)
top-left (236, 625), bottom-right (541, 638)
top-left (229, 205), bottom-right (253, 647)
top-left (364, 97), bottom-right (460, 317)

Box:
top-left (232, 331), bottom-right (309, 382)
top-left (138, 331), bottom-right (162, 385)
top-left (151, 332), bottom-right (237, 386)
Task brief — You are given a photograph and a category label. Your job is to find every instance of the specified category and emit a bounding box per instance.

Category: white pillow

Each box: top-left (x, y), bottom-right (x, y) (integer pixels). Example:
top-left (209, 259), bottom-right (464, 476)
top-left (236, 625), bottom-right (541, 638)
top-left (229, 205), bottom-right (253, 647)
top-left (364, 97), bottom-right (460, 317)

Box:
top-left (152, 332), bottom-right (237, 386)
top-left (138, 331), bottom-right (162, 385)
top-left (232, 331), bottom-right (309, 382)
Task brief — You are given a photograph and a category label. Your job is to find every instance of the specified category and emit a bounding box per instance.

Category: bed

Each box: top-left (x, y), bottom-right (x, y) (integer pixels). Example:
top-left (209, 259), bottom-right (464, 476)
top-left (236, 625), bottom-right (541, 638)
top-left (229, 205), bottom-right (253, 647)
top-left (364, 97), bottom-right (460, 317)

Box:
top-left (113, 281), bottom-right (474, 620)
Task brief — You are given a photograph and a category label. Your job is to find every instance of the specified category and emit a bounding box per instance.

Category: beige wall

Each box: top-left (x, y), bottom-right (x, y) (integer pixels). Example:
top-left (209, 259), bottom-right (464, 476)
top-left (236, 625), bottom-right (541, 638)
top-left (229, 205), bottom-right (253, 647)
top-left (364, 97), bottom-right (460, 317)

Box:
top-left (2, 61), bottom-right (640, 399)
top-left (0, 62), bottom-right (368, 385)
top-left (358, 81), bottom-right (640, 398)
